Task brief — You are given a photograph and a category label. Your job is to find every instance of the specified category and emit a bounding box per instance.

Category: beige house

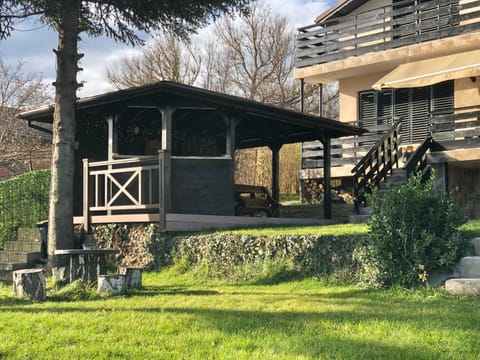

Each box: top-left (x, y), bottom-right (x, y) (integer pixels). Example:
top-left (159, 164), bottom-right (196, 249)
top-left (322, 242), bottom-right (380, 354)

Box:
top-left (295, 0), bottom-right (480, 218)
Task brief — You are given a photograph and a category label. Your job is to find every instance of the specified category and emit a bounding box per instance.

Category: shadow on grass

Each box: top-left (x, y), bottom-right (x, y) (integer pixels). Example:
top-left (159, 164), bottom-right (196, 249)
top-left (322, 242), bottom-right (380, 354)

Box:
top-left (132, 285), bottom-right (219, 297)
top-left (1, 285), bottom-right (478, 359)
top-left (0, 284), bottom-right (219, 306)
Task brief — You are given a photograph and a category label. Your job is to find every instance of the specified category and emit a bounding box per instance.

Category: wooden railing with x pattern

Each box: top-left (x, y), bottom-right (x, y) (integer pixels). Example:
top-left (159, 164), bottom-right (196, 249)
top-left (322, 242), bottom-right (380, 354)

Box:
top-left (82, 152), bottom-right (169, 230)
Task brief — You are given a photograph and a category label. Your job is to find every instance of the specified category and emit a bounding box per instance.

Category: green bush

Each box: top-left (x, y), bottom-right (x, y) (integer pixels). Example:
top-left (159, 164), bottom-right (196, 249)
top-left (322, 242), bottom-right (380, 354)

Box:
top-left (361, 173), bottom-right (468, 288)
top-left (0, 170), bottom-right (50, 247)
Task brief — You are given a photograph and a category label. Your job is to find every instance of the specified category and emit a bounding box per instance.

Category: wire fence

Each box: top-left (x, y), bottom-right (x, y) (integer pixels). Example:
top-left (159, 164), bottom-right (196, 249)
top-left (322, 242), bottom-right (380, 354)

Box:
top-left (0, 170), bottom-right (50, 247)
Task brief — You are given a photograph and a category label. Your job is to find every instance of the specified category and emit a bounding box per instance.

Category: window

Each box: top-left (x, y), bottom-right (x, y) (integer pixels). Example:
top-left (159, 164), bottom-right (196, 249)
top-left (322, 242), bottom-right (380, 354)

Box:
top-left (358, 81), bottom-right (453, 144)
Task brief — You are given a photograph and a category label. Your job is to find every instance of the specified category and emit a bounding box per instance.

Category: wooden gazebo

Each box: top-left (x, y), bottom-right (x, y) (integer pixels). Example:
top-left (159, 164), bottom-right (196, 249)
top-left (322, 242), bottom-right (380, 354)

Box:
top-left (20, 81), bottom-right (363, 231)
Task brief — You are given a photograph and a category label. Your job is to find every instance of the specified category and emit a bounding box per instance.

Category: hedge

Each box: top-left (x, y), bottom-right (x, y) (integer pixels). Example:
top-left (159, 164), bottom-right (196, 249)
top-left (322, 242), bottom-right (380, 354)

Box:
top-left (168, 233), bottom-right (367, 282)
top-left (0, 170), bottom-right (50, 247)
top-left (90, 223), bottom-right (367, 282)
top-left (87, 221), bottom-right (479, 284)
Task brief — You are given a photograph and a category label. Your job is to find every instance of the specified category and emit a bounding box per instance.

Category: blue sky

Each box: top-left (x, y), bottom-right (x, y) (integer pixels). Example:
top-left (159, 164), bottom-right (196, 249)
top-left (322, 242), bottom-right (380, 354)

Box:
top-left (0, 0), bottom-right (333, 97)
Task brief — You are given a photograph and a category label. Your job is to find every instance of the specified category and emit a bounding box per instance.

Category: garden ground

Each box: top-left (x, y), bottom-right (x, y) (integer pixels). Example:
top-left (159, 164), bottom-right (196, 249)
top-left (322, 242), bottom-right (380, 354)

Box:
top-left (1, 270), bottom-right (479, 359)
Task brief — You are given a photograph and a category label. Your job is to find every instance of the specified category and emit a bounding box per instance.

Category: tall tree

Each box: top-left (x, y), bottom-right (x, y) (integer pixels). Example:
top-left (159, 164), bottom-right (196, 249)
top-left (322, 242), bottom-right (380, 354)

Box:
top-left (0, 58), bottom-right (51, 141)
top-left (105, 1), bottom-right (329, 195)
top-left (206, 1), bottom-right (296, 105)
top-left (106, 35), bottom-right (202, 88)
top-left (0, 58), bottom-right (51, 174)
top-left (0, 0), bottom-right (250, 268)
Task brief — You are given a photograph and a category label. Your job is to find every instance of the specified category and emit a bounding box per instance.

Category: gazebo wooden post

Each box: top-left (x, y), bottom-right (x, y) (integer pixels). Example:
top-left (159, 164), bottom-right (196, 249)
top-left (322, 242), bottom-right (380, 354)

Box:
top-left (322, 134), bottom-right (332, 219)
top-left (82, 158), bottom-right (90, 231)
top-left (159, 107), bottom-right (173, 232)
top-left (269, 142), bottom-right (283, 205)
top-left (106, 114), bottom-right (117, 216)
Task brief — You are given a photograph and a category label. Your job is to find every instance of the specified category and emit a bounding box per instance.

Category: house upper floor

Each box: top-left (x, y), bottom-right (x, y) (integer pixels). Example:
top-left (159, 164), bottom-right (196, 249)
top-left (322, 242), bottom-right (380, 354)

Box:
top-left (294, 0), bottom-right (480, 84)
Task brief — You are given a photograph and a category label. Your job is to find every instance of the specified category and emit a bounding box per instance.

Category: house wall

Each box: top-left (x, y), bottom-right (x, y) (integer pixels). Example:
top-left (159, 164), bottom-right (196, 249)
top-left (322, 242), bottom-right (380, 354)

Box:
top-left (448, 165), bottom-right (480, 219)
top-left (339, 71), bottom-right (389, 122)
top-left (455, 77), bottom-right (480, 108)
top-left (460, 0), bottom-right (480, 26)
top-left (171, 157), bottom-right (234, 216)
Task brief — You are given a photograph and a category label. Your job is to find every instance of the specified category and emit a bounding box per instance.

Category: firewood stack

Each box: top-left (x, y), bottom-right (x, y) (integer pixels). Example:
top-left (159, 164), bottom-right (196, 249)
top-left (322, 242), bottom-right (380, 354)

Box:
top-left (301, 179), bottom-right (324, 203)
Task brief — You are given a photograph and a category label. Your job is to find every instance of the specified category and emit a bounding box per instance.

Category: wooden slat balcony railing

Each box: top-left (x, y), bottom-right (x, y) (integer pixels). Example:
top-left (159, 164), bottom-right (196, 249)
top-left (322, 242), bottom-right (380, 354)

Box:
top-left (296, 0), bottom-right (480, 69)
top-left (302, 118), bottom-right (397, 169)
top-left (430, 106), bottom-right (480, 150)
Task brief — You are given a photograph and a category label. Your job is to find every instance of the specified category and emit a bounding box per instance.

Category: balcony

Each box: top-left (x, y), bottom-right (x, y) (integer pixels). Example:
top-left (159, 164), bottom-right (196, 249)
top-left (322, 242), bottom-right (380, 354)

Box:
top-left (296, 0), bottom-right (480, 69)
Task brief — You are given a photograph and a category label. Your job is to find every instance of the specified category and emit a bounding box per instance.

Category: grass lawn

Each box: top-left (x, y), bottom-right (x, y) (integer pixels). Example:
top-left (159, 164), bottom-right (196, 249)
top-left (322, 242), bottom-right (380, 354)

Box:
top-left (1, 271), bottom-right (479, 359)
top-left (202, 222), bottom-right (370, 236)
top-left (202, 219), bottom-right (480, 237)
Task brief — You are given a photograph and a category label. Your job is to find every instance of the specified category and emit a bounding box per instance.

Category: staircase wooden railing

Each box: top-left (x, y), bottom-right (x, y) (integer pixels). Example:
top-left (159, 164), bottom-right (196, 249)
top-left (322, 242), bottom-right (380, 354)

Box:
top-left (352, 117), bottom-right (402, 213)
top-left (405, 136), bottom-right (433, 180)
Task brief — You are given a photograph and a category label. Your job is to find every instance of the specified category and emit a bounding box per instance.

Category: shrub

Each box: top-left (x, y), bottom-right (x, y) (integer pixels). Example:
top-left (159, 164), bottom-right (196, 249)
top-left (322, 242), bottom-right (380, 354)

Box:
top-left (0, 170), bottom-right (50, 247)
top-left (361, 173), bottom-right (468, 288)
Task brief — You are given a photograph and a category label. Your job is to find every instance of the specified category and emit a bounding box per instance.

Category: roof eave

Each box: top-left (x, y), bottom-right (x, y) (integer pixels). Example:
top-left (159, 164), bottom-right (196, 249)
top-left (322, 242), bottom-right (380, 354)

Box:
top-left (18, 81), bottom-right (364, 138)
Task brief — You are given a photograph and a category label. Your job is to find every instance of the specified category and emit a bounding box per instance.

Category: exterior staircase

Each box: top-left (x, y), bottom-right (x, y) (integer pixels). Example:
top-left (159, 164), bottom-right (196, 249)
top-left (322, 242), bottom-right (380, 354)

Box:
top-left (0, 228), bottom-right (44, 274)
top-left (445, 238), bottom-right (480, 295)
top-left (349, 168), bottom-right (408, 223)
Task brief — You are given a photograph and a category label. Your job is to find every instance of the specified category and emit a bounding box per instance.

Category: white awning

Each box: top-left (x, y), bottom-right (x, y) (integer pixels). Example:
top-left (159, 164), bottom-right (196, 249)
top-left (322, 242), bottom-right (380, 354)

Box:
top-left (372, 49), bottom-right (480, 90)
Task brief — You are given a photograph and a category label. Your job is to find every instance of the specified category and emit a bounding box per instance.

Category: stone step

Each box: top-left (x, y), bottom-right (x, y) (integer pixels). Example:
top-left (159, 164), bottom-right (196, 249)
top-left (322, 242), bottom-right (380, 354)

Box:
top-left (17, 228), bottom-right (42, 242)
top-left (358, 206), bottom-right (371, 216)
top-left (385, 174), bottom-right (407, 182)
top-left (0, 252), bottom-right (9, 263)
top-left (4, 240), bottom-right (41, 253)
top-left (0, 262), bottom-right (31, 272)
top-left (4, 251), bottom-right (42, 264)
top-left (472, 238), bottom-right (480, 256)
top-left (458, 256), bottom-right (480, 278)
top-left (349, 214), bottom-right (370, 223)
top-left (445, 278), bottom-right (480, 296)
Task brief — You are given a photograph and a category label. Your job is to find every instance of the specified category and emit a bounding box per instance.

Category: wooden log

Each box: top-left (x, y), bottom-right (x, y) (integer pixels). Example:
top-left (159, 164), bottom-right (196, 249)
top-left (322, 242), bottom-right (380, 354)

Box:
top-left (70, 253), bottom-right (107, 284)
top-left (13, 269), bottom-right (46, 301)
top-left (97, 274), bottom-right (126, 295)
top-left (119, 267), bottom-right (143, 290)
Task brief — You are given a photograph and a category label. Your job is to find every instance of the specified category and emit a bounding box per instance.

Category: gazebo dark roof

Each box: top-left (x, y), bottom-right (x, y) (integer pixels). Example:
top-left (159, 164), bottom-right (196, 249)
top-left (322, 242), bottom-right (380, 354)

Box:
top-left (19, 81), bottom-right (364, 149)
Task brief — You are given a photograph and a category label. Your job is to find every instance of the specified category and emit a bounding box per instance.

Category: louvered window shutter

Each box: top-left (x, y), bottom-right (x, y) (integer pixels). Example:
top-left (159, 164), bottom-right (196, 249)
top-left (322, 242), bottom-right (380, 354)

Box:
top-left (410, 87), bottom-right (430, 143)
top-left (394, 89), bottom-right (410, 142)
top-left (378, 90), bottom-right (393, 126)
top-left (359, 91), bottom-right (376, 130)
top-left (359, 81), bottom-right (453, 145)
top-left (431, 80), bottom-right (454, 114)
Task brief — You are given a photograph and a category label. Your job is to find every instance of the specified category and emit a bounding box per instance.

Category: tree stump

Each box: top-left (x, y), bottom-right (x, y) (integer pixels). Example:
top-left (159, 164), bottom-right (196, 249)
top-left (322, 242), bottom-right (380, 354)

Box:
top-left (97, 274), bottom-right (126, 295)
top-left (13, 269), bottom-right (46, 301)
top-left (119, 267), bottom-right (143, 290)
top-left (52, 266), bottom-right (68, 285)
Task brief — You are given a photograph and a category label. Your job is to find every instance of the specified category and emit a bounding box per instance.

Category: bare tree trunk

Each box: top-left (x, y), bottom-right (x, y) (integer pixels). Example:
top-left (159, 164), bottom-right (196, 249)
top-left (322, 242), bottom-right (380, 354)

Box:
top-left (48, 1), bottom-right (80, 268)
